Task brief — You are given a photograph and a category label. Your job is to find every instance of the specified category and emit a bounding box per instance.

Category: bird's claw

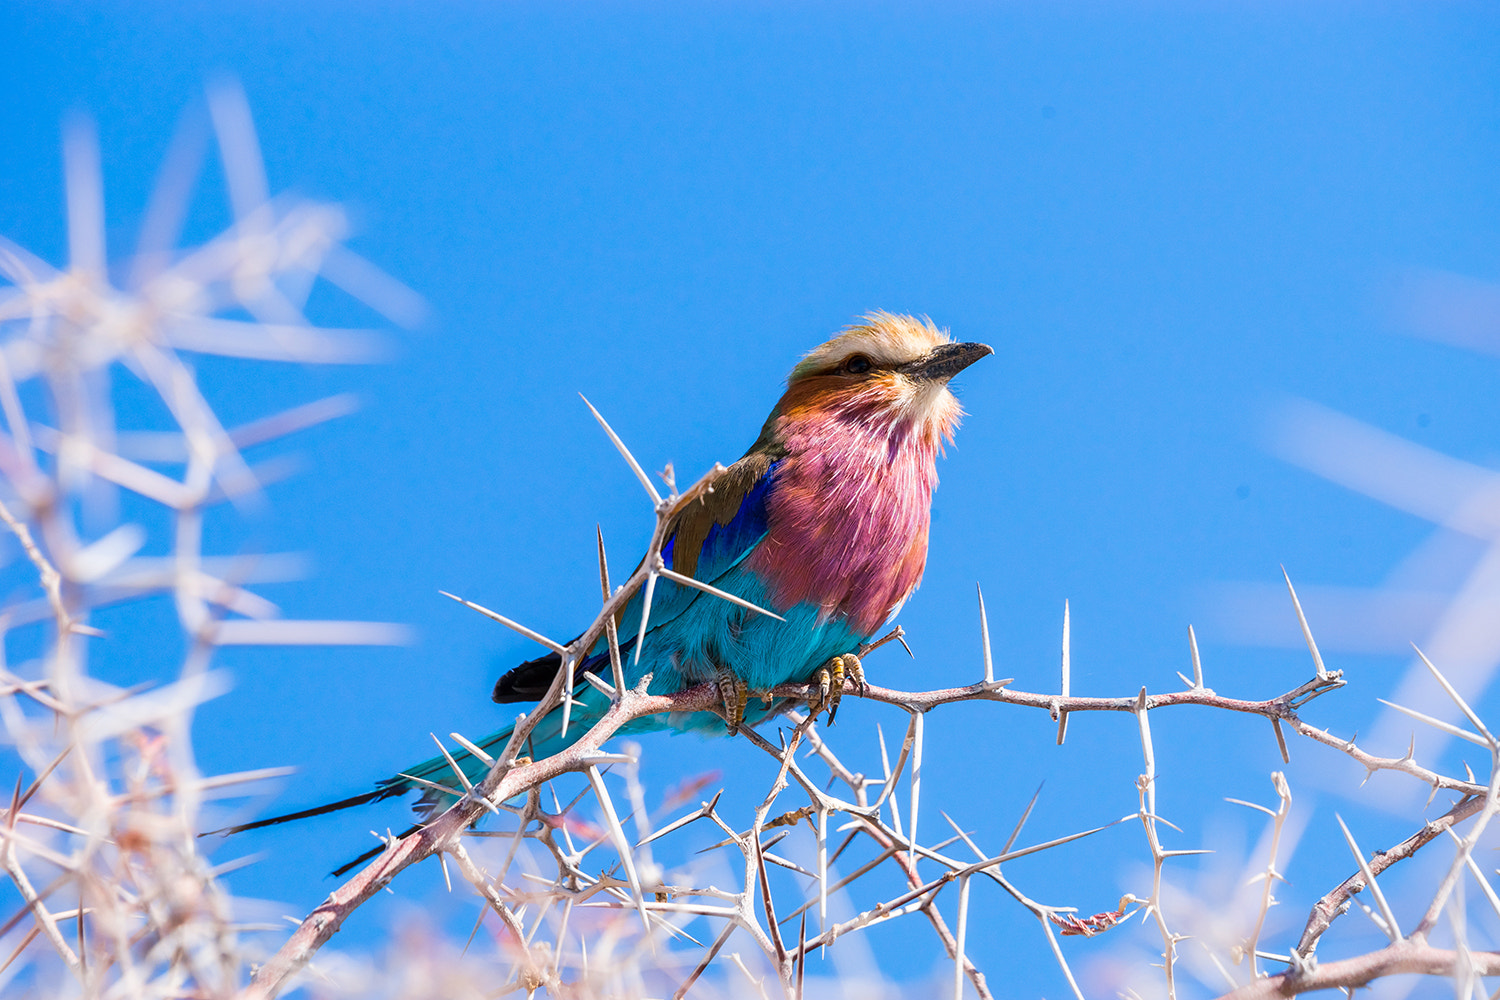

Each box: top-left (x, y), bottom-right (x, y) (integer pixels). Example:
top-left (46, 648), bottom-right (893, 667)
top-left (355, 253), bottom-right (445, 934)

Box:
top-left (716, 666), bottom-right (749, 736)
top-left (809, 652), bottom-right (865, 725)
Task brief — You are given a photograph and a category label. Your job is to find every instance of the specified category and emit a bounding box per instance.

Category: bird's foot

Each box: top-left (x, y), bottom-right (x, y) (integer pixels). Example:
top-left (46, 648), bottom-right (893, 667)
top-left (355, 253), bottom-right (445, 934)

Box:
top-left (716, 666), bottom-right (749, 736)
top-left (809, 652), bottom-right (865, 726)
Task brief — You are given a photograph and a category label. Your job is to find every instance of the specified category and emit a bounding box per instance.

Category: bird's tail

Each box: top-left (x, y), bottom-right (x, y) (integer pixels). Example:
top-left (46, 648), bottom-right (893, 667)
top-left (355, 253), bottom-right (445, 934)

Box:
top-left (202, 788), bottom-right (394, 837)
top-left (198, 717), bottom-right (520, 859)
top-left (206, 684), bottom-right (670, 877)
top-left (381, 686), bottom-right (629, 801)
top-left (329, 821), bottom-right (422, 877)
top-left (319, 714), bottom-right (540, 877)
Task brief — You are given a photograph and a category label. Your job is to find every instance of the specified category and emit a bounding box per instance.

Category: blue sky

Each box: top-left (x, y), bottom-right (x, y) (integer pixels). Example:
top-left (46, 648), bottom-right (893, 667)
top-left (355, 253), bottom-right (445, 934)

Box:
top-left (4, 2), bottom-right (1500, 995)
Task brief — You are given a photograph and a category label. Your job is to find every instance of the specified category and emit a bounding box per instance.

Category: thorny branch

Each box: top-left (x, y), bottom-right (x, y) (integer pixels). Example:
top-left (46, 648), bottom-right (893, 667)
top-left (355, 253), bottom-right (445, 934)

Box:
top-left (241, 507), bottom-right (1500, 1000)
top-left (9, 88), bottom-right (1500, 1000)
top-left (0, 87), bottom-right (410, 1000)
top-left (1216, 940), bottom-right (1500, 999)
top-left (239, 577), bottom-right (1394, 1000)
top-left (1293, 792), bottom-right (1484, 957)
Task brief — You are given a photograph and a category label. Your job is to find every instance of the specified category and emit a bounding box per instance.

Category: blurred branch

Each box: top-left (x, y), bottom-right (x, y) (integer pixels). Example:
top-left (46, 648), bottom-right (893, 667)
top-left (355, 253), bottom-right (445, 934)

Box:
top-left (1215, 940), bottom-right (1500, 999)
top-left (0, 88), bottom-right (412, 999)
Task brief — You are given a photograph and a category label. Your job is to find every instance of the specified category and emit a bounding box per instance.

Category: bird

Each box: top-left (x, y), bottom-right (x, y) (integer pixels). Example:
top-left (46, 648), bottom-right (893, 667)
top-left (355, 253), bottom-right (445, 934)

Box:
top-left (221, 313), bottom-right (989, 872)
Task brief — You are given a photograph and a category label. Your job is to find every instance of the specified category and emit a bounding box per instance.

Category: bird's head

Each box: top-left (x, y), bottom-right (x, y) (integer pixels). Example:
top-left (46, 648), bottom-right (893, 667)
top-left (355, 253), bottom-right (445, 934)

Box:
top-left (780, 312), bottom-right (992, 445)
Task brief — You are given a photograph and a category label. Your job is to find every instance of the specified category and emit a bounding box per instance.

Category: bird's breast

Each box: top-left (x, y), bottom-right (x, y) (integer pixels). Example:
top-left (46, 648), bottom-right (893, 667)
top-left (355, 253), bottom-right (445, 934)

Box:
top-left (749, 407), bottom-right (940, 636)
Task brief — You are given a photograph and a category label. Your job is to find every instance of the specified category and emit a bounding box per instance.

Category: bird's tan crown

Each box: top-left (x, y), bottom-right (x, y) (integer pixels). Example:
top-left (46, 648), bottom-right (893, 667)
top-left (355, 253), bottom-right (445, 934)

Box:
top-left (790, 312), bottom-right (952, 381)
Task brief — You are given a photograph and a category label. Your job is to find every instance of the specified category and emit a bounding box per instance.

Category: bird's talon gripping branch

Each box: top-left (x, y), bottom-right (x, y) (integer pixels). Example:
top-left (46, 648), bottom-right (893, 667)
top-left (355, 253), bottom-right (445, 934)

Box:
top-left (717, 666), bottom-right (750, 736)
top-left (844, 651), bottom-right (866, 697)
top-left (811, 652), bottom-right (865, 725)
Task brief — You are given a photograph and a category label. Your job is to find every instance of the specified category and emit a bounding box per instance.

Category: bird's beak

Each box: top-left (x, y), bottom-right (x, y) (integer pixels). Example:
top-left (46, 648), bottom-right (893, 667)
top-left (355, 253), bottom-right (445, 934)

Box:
top-left (901, 342), bottom-right (994, 382)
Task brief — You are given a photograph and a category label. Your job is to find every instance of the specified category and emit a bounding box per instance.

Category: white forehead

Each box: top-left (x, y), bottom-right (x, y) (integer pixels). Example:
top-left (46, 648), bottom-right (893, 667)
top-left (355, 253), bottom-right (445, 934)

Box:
top-left (791, 312), bottom-right (951, 379)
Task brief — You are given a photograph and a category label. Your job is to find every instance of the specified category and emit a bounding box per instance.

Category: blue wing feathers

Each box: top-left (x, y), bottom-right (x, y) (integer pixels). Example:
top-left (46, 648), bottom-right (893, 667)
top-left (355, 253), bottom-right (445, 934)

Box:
top-left (612, 459), bottom-right (778, 642)
top-left (694, 464), bottom-right (774, 578)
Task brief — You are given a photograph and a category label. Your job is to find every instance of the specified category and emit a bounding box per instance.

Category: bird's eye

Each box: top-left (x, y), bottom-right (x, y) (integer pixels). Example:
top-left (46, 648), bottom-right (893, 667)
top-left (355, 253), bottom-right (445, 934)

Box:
top-left (843, 354), bottom-right (872, 374)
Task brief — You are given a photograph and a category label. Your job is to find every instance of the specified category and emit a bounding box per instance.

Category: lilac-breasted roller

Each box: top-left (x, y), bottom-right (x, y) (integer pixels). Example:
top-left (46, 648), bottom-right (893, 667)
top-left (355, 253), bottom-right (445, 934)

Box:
top-left (227, 314), bottom-right (988, 862)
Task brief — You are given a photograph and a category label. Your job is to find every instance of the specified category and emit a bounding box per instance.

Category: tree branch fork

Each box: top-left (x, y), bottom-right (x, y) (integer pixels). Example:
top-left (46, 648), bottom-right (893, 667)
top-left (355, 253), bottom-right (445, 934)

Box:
top-left (242, 633), bottom-right (1366, 999)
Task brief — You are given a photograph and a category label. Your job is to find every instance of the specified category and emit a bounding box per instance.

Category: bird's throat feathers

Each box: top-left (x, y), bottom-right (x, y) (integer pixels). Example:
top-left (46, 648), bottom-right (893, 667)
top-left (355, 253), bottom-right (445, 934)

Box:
top-left (776, 368), bottom-right (965, 450)
top-left (750, 376), bottom-right (960, 636)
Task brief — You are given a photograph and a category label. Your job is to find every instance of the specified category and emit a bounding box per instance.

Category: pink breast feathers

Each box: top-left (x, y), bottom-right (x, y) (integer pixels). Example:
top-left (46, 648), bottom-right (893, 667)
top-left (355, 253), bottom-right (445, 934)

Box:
top-left (748, 396), bottom-right (944, 636)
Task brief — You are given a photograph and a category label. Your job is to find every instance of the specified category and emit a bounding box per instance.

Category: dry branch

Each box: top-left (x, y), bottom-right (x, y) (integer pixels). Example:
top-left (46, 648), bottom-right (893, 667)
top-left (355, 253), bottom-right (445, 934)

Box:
top-left (1215, 940), bottom-right (1500, 999)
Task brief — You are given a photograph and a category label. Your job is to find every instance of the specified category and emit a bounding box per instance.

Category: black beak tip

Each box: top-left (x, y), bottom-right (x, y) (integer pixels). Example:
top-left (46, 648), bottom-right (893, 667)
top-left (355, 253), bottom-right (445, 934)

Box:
top-left (899, 340), bottom-right (995, 381)
top-left (931, 341), bottom-right (993, 380)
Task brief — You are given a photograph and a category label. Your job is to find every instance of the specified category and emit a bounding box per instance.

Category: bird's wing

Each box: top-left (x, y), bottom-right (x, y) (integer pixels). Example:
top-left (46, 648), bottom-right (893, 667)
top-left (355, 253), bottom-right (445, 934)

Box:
top-left (491, 451), bottom-right (779, 703)
top-left (655, 450), bottom-right (777, 608)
